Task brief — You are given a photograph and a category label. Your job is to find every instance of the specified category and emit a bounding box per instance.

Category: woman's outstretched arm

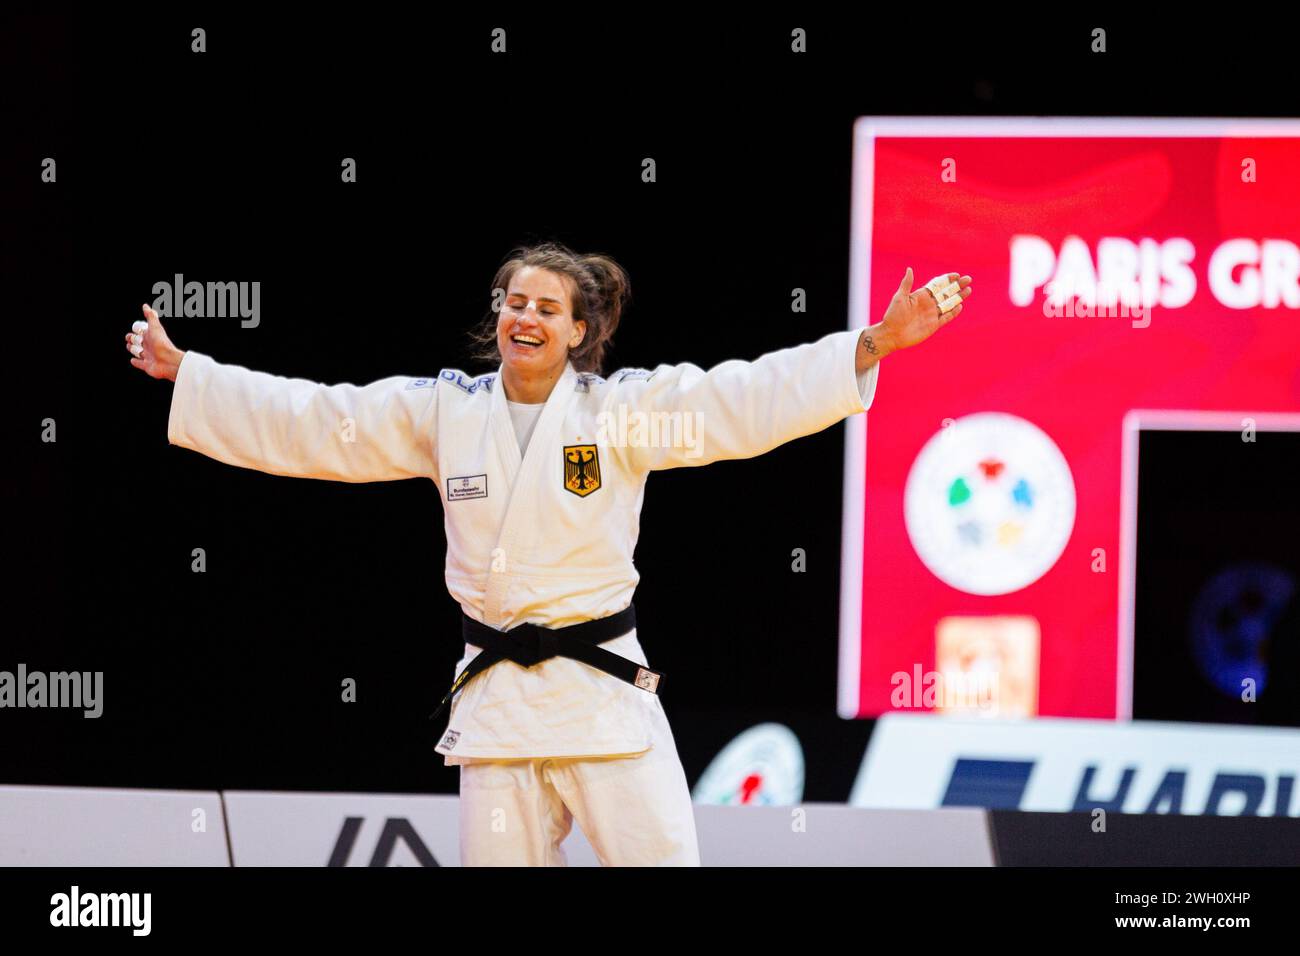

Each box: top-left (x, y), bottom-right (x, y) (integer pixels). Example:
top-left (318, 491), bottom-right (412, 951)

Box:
top-left (607, 268), bottom-right (971, 473)
top-left (125, 304), bottom-right (439, 483)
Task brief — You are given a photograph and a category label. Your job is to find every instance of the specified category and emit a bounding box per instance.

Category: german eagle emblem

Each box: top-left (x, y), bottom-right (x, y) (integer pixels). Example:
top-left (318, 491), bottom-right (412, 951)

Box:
top-left (563, 444), bottom-right (601, 497)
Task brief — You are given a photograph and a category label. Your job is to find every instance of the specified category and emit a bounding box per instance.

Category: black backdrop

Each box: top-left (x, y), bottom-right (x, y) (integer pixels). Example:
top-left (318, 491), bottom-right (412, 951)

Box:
top-left (3, 10), bottom-right (1296, 800)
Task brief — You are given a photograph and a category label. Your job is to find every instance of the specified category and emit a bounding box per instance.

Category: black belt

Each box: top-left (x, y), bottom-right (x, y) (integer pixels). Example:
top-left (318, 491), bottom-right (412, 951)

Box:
top-left (427, 604), bottom-right (663, 722)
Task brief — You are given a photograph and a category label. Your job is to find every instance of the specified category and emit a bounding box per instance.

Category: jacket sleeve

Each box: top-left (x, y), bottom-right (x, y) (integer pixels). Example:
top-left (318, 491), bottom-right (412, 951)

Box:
top-left (607, 328), bottom-right (879, 473)
top-left (166, 350), bottom-right (439, 482)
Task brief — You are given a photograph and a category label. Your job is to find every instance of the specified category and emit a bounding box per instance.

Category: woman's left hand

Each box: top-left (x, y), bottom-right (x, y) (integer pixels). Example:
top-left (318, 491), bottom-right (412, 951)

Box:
top-left (879, 268), bottom-right (972, 353)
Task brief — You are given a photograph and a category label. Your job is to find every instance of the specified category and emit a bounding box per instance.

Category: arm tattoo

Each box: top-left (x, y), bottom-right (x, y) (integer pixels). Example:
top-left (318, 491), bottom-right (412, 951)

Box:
top-left (860, 333), bottom-right (878, 356)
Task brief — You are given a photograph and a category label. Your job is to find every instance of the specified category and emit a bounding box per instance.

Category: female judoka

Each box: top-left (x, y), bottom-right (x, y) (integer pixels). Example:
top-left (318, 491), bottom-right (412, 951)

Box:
top-left (125, 242), bottom-right (970, 865)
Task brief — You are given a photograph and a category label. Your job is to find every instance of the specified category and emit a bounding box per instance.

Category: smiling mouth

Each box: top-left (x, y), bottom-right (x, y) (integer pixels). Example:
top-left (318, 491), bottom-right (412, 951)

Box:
top-left (511, 335), bottom-right (544, 350)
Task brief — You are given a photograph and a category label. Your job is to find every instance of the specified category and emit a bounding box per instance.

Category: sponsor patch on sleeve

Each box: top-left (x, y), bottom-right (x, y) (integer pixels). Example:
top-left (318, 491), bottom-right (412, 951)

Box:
top-left (439, 370), bottom-right (496, 394)
top-left (575, 372), bottom-right (605, 393)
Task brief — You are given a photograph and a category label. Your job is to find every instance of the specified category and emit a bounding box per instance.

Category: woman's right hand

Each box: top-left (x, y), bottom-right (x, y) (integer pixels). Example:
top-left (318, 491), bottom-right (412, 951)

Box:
top-left (125, 304), bottom-right (185, 382)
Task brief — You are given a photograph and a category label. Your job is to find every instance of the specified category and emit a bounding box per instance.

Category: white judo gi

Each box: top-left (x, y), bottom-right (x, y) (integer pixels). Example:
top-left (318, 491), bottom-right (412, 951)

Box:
top-left (165, 327), bottom-right (879, 865)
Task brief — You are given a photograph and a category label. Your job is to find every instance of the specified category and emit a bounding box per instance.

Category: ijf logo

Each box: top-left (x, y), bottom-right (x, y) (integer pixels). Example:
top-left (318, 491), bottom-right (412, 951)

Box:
top-left (691, 723), bottom-right (804, 806)
top-left (904, 412), bottom-right (1076, 596)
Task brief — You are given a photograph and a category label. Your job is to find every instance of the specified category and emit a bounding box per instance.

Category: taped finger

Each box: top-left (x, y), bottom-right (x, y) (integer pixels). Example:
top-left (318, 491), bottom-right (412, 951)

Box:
top-left (925, 276), bottom-right (961, 304)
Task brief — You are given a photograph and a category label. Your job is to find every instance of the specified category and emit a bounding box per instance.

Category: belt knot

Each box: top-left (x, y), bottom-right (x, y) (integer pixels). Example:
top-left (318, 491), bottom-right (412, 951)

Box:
top-left (508, 623), bottom-right (560, 668)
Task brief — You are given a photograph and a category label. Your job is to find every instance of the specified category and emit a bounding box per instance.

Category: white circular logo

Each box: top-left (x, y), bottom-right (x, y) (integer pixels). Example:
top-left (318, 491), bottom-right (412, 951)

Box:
top-left (691, 723), bottom-right (804, 806)
top-left (904, 413), bottom-right (1076, 596)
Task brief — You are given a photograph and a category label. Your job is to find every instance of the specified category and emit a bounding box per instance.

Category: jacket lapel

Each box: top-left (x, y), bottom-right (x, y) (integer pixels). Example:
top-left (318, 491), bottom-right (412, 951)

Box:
top-left (489, 368), bottom-right (523, 485)
top-left (483, 360), bottom-right (579, 626)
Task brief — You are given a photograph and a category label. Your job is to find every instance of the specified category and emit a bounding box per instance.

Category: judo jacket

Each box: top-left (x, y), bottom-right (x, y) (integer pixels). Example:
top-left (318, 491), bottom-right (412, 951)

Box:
top-left (166, 327), bottom-right (880, 763)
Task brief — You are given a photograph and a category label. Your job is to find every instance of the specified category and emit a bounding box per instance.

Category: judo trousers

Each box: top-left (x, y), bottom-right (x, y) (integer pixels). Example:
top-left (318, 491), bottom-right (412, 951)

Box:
top-left (457, 701), bottom-right (700, 866)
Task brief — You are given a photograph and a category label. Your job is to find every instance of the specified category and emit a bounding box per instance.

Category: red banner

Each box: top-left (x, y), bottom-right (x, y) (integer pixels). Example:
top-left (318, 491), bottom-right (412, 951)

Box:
top-left (840, 119), bottom-right (1300, 719)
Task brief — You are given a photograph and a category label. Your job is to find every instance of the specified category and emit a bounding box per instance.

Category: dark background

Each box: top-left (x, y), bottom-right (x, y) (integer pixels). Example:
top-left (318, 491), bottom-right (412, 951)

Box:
top-left (1133, 430), bottom-right (1300, 726)
top-left (3, 11), bottom-right (1297, 799)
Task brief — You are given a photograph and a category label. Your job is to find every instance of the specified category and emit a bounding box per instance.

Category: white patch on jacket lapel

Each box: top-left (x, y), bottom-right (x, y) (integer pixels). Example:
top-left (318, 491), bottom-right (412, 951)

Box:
top-left (440, 730), bottom-right (460, 750)
top-left (447, 475), bottom-right (488, 501)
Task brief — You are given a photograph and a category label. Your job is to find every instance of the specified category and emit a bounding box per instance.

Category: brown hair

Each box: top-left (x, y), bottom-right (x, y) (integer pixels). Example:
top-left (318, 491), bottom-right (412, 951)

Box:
top-left (469, 241), bottom-right (630, 375)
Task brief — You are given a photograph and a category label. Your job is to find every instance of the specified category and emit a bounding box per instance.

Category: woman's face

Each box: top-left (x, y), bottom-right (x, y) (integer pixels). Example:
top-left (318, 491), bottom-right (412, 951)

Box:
top-left (497, 266), bottom-right (586, 376)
